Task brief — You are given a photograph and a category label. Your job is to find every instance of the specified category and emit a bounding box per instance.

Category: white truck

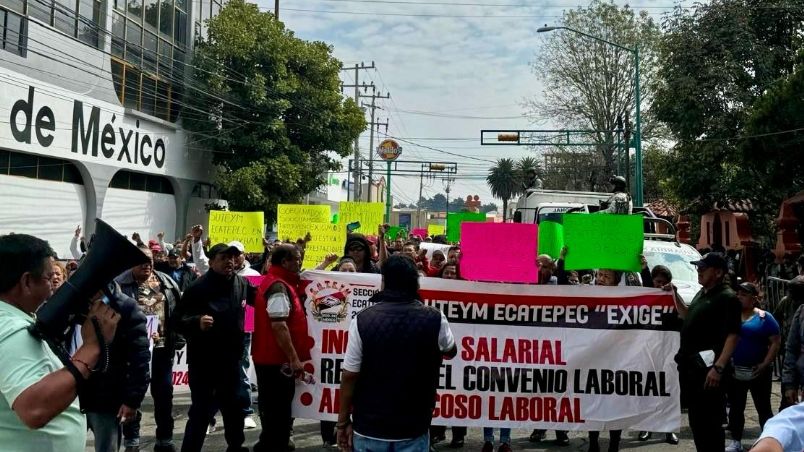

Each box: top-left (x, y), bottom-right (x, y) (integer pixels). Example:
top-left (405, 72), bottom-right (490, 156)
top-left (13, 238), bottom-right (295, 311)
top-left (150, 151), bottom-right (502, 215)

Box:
top-left (512, 188), bottom-right (611, 224)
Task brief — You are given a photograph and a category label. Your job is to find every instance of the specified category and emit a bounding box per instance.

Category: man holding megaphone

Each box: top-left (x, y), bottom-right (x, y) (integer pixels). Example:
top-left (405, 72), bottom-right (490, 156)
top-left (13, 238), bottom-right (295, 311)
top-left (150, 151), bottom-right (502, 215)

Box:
top-left (0, 233), bottom-right (120, 452)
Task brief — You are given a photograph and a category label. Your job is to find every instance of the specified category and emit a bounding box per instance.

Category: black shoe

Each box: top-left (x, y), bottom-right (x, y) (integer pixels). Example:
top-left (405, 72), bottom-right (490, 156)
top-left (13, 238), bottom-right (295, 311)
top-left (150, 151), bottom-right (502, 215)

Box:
top-left (638, 431), bottom-right (651, 441)
top-left (448, 438), bottom-right (465, 448)
top-left (665, 433), bottom-right (679, 445)
top-left (154, 444), bottom-right (176, 452)
top-left (588, 442), bottom-right (600, 452)
top-left (482, 442), bottom-right (494, 452)
top-left (555, 431), bottom-right (570, 446)
top-left (529, 429), bottom-right (546, 443)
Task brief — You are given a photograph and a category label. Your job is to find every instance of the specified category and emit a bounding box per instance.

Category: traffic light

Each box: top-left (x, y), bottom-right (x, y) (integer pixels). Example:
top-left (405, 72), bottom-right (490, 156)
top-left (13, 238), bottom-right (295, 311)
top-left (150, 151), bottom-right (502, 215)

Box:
top-left (429, 164), bottom-right (446, 171)
top-left (497, 133), bottom-right (519, 142)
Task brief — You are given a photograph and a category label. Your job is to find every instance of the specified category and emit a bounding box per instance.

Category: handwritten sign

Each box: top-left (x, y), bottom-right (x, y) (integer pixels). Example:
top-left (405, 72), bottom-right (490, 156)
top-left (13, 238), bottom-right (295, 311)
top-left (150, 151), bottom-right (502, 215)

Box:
top-left (412, 228), bottom-right (428, 238)
top-left (208, 210), bottom-right (264, 253)
top-left (538, 213), bottom-right (564, 259)
top-left (563, 214), bottom-right (644, 272)
top-left (446, 212), bottom-right (486, 243)
top-left (338, 202), bottom-right (384, 234)
top-left (277, 204), bottom-right (332, 241)
top-left (428, 224), bottom-right (445, 237)
top-left (460, 223), bottom-right (538, 283)
top-left (298, 223), bottom-right (347, 270)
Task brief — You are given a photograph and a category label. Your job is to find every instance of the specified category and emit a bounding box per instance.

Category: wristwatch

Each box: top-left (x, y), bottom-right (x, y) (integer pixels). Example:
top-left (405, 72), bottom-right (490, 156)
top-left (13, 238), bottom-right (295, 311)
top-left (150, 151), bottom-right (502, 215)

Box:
top-left (713, 364), bottom-right (724, 375)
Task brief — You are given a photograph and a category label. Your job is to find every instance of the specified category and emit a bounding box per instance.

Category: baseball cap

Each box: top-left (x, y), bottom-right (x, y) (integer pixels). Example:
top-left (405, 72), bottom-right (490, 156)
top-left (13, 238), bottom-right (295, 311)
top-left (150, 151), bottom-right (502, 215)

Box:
top-left (227, 240), bottom-right (245, 253)
top-left (738, 282), bottom-right (759, 295)
top-left (148, 239), bottom-right (162, 253)
top-left (208, 243), bottom-right (242, 258)
top-left (167, 249), bottom-right (179, 258)
top-left (690, 252), bottom-right (728, 271)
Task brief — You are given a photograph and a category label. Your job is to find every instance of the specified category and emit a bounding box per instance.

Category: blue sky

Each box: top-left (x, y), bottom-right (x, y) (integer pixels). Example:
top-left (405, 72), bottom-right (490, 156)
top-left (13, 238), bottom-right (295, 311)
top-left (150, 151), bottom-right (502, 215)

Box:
top-left (253, 0), bottom-right (696, 207)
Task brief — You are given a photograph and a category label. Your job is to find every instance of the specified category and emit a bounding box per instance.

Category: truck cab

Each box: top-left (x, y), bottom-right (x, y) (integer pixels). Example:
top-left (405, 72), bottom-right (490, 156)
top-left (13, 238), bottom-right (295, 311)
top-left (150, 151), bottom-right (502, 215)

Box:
top-left (513, 189), bottom-right (611, 224)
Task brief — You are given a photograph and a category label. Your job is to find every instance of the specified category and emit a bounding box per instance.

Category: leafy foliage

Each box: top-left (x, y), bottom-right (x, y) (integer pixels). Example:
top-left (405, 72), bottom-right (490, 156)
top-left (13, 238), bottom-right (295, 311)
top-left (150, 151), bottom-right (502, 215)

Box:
top-left (527, 0), bottom-right (661, 182)
top-left (182, 0), bottom-right (365, 222)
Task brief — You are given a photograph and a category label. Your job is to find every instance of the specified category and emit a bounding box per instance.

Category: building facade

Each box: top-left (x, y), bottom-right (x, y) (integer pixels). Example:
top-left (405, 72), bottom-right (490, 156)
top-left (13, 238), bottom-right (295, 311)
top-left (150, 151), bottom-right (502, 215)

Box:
top-left (0, 0), bottom-right (225, 258)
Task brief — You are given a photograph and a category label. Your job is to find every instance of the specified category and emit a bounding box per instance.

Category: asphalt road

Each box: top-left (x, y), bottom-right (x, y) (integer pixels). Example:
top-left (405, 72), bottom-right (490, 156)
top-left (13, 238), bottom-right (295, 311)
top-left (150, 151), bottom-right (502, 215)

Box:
top-left (87, 382), bottom-right (782, 451)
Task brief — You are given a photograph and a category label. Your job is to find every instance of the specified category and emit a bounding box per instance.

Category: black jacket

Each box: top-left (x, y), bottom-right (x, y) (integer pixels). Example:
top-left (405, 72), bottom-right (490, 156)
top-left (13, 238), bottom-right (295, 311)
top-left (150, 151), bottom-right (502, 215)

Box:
top-left (174, 270), bottom-right (255, 366)
top-left (79, 283), bottom-right (151, 413)
top-left (116, 269), bottom-right (185, 351)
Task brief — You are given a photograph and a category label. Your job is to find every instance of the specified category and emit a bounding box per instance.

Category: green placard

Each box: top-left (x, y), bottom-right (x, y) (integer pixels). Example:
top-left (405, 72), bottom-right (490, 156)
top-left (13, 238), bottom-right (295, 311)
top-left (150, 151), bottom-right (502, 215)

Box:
top-left (447, 212), bottom-right (486, 243)
top-left (387, 226), bottom-right (407, 240)
top-left (562, 214), bottom-right (644, 272)
top-left (538, 219), bottom-right (564, 260)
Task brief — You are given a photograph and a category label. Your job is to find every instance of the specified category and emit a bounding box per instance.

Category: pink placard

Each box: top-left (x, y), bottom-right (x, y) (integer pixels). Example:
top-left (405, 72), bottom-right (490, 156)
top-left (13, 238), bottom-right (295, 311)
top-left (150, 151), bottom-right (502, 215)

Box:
top-left (459, 222), bottom-right (539, 283)
top-left (412, 228), bottom-right (428, 238)
top-left (244, 275), bottom-right (265, 332)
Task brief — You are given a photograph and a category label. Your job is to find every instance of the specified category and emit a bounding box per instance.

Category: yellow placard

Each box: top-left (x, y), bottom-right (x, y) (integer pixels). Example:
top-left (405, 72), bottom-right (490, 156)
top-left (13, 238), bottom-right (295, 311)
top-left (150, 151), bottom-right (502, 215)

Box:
top-left (428, 224), bottom-right (445, 236)
top-left (338, 202), bottom-right (384, 234)
top-left (277, 204), bottom-right (332, 241)
top-left (208, 210), bottom-right (265, 253)
top-left (300, 223), bottom-right (347, 270)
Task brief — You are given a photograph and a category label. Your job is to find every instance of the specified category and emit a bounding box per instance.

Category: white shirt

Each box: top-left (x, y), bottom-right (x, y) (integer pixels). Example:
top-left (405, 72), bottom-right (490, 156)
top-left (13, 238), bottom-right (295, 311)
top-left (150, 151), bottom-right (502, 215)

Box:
top-left (342, 308), bottom-right (455, 373)
top-left (191, 240), bottom-right (209, 274)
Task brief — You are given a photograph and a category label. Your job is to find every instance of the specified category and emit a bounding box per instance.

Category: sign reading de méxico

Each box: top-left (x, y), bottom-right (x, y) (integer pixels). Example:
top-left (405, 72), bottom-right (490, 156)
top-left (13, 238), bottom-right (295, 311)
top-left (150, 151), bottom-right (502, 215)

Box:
top-left (293, 271), bottom-right (681, 432)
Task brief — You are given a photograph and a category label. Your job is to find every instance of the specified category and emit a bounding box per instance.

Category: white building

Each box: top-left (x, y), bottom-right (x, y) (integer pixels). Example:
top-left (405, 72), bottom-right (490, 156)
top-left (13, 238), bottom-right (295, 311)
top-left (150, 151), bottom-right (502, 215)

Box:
top-left (0, 0), bottom-right (227, 258)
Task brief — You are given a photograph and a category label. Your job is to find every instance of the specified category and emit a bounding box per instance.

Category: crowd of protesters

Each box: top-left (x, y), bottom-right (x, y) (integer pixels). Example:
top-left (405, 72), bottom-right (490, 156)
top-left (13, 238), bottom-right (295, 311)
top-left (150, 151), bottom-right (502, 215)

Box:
top-left (1, 217), bottom-right (804, 452)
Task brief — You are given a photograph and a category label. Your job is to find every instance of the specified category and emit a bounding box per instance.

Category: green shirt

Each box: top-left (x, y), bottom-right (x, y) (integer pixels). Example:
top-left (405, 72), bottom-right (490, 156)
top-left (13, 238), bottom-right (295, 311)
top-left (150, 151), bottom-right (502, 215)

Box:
top-left (0, 301), bottom-right (86, 452)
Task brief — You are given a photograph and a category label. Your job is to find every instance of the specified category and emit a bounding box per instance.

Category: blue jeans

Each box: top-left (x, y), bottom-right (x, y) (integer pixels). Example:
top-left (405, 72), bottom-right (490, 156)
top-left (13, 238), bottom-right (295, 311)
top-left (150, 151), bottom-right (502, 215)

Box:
top-left (87, 412), bottom-right (121, 452)
top-left (483, 428), bottom-right (511, 444)
top-left (353, 432), bottom-right (429, 452)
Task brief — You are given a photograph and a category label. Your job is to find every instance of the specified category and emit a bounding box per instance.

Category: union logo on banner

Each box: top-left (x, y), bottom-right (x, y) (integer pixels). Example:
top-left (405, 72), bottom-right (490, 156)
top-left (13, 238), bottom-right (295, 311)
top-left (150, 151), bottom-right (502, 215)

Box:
top-left (306, 279), bottom-right (352, 323)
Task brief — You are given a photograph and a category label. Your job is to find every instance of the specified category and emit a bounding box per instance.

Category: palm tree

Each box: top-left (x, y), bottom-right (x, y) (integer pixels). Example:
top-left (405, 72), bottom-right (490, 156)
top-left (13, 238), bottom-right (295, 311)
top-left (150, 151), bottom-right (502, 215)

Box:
top-left (486, 158), bottom-right (520, 221)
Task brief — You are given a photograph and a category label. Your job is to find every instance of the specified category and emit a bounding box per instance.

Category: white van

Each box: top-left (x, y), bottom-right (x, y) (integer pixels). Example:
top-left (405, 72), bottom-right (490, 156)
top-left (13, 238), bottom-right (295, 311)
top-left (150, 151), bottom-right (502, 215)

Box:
top-left (643, 238), bottom-right (702, 304)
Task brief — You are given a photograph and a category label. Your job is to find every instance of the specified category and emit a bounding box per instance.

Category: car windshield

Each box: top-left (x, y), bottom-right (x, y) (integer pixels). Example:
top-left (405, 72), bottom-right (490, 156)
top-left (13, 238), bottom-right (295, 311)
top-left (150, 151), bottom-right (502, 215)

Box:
top-left (644, 249), bottom-right (698, 283)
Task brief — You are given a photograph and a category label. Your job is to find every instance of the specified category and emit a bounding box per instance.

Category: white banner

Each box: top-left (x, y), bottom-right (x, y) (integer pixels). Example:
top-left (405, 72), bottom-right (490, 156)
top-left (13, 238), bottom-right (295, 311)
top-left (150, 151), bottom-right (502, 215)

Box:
top-left (290, 271), bottom-right (682, 432)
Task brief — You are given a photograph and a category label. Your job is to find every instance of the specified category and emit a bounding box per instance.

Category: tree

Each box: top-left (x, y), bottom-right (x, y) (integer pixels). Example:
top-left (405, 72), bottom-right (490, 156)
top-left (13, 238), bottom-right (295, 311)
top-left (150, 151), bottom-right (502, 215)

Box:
top-left (182, 0), bottom-right (365, 223)
top-left (526, 0), bottom-right (661, 182)
top-left (654, 0), bottom-right (804, 236)
top-left (486, 158), bottom-right (520, 221)
top-left (541, 148), bottom-right (604, 191)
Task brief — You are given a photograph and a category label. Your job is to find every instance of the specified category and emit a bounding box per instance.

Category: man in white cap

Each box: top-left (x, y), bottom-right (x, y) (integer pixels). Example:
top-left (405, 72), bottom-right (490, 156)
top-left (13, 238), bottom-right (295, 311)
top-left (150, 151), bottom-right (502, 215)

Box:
top-left (228, 241), bottom-right (261, 277)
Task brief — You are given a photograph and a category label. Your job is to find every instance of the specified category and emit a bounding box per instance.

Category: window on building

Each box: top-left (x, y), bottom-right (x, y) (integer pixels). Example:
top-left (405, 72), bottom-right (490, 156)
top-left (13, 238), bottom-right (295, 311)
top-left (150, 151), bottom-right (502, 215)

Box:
top-left (111, 11), bottom-right (124, 56)
top-left (143, 0), bottom-right (156, 29)
top-left (158, 0), bottom-right (171, 37)
top-left (0, 150), bottom-right (83, 184)
top-left (0, 7), bottom-right (27, 57)
top-left (110, 170), bottom-right (173, 194)
top-left (143, 30), bottom-right (157, 72)
top-left (23, 0), bottom-right (100, 49)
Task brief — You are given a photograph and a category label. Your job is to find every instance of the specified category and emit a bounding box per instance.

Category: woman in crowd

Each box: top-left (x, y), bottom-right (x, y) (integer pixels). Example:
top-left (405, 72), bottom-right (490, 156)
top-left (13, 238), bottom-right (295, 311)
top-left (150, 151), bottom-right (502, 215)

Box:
top-left (344, 234), bottom-right (380, 273)
top-left (426, 250), bottom-right (447, 277)
top-left (724, 282), bottom-right (780, 452)
top-left (51, 260), bottom-right (67, 290)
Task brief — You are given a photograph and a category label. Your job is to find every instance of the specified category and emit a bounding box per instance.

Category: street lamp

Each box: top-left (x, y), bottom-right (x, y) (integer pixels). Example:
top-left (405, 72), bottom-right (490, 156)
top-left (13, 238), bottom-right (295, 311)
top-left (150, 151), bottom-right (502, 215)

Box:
top-left (537, 25), bottom-right (643, 207)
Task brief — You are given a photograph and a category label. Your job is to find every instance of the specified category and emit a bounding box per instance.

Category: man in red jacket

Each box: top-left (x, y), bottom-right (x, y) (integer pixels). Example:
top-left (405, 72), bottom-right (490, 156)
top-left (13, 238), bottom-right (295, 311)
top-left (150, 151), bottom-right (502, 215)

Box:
top-left (252, 244), bottom-right (313, 452)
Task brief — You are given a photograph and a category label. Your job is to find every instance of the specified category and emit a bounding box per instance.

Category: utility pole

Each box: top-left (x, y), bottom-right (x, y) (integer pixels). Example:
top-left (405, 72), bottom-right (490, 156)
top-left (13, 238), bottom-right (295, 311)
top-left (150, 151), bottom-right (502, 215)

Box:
top-left (274, 0), bottom-right (279, 18)
top-left (361, 91), bottom-right (390, 202)
top-left (443, 175), bottom-right (455, 236)
top-left (340, 62), bottom-right (375, 201)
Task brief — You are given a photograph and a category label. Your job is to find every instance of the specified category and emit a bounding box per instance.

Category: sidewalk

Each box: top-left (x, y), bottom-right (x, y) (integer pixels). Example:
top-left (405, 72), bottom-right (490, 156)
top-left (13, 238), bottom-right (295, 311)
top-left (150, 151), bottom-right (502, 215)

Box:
top-left (86, 382), bottom-right (782, 451)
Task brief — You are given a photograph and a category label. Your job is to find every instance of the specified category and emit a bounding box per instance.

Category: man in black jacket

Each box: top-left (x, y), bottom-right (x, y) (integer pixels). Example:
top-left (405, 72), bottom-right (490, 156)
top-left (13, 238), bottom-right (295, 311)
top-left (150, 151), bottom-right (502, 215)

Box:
top-left (174, 243), bottom-right (255, 452)
top-left (155, 249), bottom-right (198, 293)
top-left (81, 282), bottom-right (151, 452)
top-left (336, 255), bottom-right (457, 451)
top-left (117, 248), bottom-right (185, 452)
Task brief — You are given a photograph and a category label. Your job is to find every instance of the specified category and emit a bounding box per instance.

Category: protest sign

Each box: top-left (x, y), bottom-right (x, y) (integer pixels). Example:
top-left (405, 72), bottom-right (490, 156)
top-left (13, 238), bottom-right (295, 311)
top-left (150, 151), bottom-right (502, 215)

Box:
top-left (420, 242), bottom-right (452, 259)
top-left (277, 204), bottom-right (331, 241)
top-left (244, 275), bottom-right (265, 333)
top-left (299, 223), bottom-right (347, 270)
top-left (294, 270), bottom-right (680, 431)
top-left (338, 202), bottom-right (384, 234)
top-left (460, 223), bottom-right (538, 283)
top-left (387, 226), bottom-right (407, 240)
top-left (412, 228), bottom-right (428, 238)
top-left (208, 210), bottom-right (264, 253)
top-left (446, 212), bottom-right (486, 242)
top-left (563, 214), bottom-right (644, 272)
top-left (538, 213), bottom-right (564, 259)
top-left (428, 224), bottom-right (445, 237)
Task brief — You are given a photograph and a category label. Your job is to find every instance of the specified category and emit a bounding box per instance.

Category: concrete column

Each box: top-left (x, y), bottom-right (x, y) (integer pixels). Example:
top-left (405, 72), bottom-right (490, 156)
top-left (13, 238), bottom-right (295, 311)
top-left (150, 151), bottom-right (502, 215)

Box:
top-left (73, 161), bottom-right (119, 237)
